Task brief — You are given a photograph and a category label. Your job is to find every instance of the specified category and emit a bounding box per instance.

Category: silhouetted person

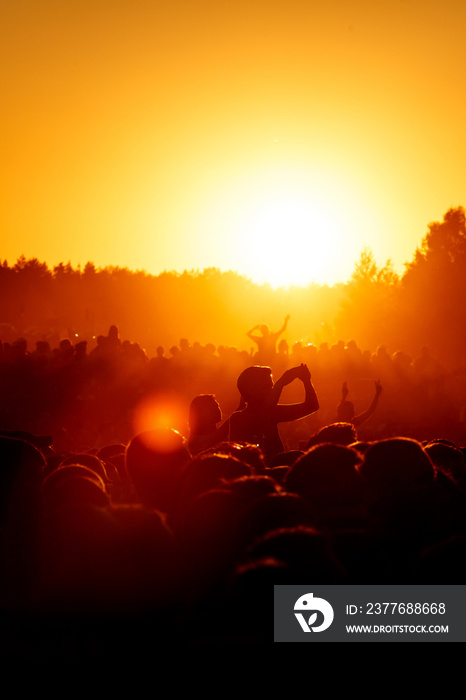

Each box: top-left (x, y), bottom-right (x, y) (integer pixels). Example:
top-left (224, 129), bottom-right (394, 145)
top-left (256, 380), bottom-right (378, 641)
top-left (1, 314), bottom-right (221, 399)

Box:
top-left (336, 380), bottom-right (382, 427)
top-left (247, 315), bottom-right (290, 364)
top-left (107, 324), bottom-right (121, 350)
top-left (188, 394), bottom-right (230, 455)
top-left (285, 443), bottom-right (367, 529)
top-left (229, 363), bottom-right (319, 463)
top-left (59, 338), bottom-right (74, 363)
top-left (125, 428), bottom-right (191, 514)
top-left (42, 465), bottom-right (109, 511)
top-left (206, 441), bottom-right (267, 474)
top-left (306, 422), bottom-right (358, 449)
top-left (31, 340), bottom-right (52, 369)
top-left (153, 345), bottom-right (169, 368)
top-left (424, 440), bottom-right (466, 488)
top-left (74, 340), bottom-right (88, 361)
top-left (358, 437), bottom-right (436, 508)
top-left (174, 452), bottom-right (252, 520)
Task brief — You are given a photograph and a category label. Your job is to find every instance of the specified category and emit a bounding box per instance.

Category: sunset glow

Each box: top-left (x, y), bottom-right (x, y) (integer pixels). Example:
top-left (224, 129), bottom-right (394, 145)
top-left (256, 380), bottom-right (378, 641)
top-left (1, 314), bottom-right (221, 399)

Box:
top-left (197, 165), bottom-right (376, 287)
top-left (233, 191), bottom-right (343, 287)
top-left (2, 1), bottom-right (466, 286)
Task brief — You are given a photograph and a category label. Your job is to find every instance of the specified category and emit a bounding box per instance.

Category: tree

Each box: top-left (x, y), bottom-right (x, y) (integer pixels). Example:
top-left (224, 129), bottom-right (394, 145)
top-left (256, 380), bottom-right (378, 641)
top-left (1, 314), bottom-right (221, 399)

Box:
top-left (406, 206), bottom-right (466, 269)
top-left (400, 206), bottom-right (466, 366)
top-left (335, 248), bottom-right (399, 350)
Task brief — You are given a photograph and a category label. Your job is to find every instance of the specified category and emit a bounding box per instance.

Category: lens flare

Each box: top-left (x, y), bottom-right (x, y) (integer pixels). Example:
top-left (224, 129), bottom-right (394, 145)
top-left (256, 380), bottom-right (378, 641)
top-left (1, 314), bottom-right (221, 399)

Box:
top-left (132, 393), bottom-right (188, 450)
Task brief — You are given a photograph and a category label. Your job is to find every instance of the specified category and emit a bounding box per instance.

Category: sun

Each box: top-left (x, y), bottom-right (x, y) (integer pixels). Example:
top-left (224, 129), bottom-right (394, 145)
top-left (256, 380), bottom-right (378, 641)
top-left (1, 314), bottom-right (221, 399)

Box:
top-left (199, 165), bottom-right (373, 288)
top-left (232, 189), bottom-right (351, 287)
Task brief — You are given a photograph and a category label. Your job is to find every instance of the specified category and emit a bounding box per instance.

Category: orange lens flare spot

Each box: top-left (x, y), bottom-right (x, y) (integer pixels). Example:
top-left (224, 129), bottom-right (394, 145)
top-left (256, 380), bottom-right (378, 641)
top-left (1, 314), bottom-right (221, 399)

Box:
top-left (132, 393), bottom-right (188, 449)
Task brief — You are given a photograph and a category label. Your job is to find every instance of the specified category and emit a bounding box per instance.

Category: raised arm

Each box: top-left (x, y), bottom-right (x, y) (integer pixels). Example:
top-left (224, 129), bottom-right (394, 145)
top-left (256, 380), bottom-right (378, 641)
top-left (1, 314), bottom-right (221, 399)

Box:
top-left (246, 325), bottom-right (261, 341)
top-left (336, 381), bottom-right (349, 414)
top-left (275, 314), bottom-right (290, 338)
top-left (352, 380), bottom-right (382, 427)
top-left (274, 363), bottom-right (319, 422)
top-left (270, 364), bottom-right (302, 404)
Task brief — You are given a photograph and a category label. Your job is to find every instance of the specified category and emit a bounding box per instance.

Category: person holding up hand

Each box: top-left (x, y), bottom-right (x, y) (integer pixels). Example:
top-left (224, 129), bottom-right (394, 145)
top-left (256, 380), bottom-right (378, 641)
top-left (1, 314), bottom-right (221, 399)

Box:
top-left (229, 362), bottom-right (319, 463)
top-left (336, 379), bottom-right (382, 428)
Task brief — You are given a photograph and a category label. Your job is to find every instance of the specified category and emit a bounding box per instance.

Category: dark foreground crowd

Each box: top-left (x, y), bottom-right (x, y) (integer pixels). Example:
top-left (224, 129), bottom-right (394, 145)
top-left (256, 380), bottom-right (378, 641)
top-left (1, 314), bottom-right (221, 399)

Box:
top-left (0, 324), bottom-right (466, 655)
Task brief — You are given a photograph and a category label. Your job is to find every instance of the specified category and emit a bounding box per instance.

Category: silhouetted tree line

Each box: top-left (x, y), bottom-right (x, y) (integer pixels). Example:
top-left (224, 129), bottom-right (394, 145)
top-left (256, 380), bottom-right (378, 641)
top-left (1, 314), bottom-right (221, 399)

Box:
top-left (339, 206), bottom-right (466, 367)
top-left (1, 207), bottom-right (465, 368)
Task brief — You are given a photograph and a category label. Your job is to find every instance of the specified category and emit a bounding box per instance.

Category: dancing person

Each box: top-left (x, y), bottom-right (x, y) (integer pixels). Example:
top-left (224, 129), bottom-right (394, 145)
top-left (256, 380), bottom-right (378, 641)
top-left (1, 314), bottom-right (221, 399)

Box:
top-left (246, 315), bottom-right (290, 364)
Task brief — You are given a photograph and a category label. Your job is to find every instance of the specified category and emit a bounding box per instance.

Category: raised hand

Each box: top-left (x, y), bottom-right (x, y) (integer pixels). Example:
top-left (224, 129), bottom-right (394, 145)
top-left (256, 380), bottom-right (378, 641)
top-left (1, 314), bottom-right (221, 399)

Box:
top-left (296, 363), bottom-right (311, 382)
top-left (280, 366), bottom-right (302, 384)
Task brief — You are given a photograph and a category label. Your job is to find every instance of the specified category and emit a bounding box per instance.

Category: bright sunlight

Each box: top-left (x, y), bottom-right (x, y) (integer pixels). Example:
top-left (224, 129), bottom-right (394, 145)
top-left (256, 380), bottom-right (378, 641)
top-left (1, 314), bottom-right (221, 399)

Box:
top-left (201, 165), bottom-right (376, 288)
top-left (233, 191), bottom-right (350, 287)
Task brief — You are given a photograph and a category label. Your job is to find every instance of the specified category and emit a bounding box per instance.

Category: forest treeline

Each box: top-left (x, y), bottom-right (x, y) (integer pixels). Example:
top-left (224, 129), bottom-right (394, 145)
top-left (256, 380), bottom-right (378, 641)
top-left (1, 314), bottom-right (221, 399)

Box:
top-left (1, 206), bottom-right (466, 367)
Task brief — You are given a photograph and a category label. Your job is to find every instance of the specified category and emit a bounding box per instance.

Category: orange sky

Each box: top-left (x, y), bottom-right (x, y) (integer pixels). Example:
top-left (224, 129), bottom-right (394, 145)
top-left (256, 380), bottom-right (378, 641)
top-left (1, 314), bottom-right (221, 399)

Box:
top-left (2, 0), bottom-right (465, 287)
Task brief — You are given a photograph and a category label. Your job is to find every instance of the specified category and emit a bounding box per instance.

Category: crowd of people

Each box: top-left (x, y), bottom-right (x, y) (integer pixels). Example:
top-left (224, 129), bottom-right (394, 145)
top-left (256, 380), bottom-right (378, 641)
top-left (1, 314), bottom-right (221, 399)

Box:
top-left (0, 321), bottom-right (466, 653)
top-left (0, 320), bottom-right (463, 452)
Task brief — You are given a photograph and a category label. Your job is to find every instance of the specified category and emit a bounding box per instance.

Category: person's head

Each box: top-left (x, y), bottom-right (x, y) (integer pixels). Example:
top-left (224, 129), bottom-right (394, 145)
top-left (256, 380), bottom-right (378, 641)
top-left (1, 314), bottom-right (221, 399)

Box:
top-left (189, 395), bottom-right (222, 435)
top-left (59, 452), bottom-right (109, 484)
top-left (125, 428), bottom-right (191, 513)
top-left (259, 325), bottom-right (269, 336)
top-left (358, 437), bottom-right (436, 501)
top-left (42, 466), bottom-right (109, 510)
top-left (175, 452), bottom-right (252, 517)
top-left (237, 366), bottom-right (273, 404)
top-left (306, 423), bottom-right (357, 449)
top-left (285, 443), bottom-right (364, 504)
top-left (212, 441), bottom-right (267, 474)
top-left (108, 325), bottom-right (120, 341)
top-left (59, 338), bottom-right (73, 354)
top-left (424, 441), bottom-right (465, 484)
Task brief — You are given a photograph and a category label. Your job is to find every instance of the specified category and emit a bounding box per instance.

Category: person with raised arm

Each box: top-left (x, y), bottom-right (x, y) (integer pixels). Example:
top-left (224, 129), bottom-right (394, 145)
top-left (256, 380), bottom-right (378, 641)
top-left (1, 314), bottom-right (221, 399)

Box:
top-left (336, 380), bottom-right (382, 428)
top-left (246, 314), bottom-right (290, 364)
top-left (229, 362), bottom-right (319, 463)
